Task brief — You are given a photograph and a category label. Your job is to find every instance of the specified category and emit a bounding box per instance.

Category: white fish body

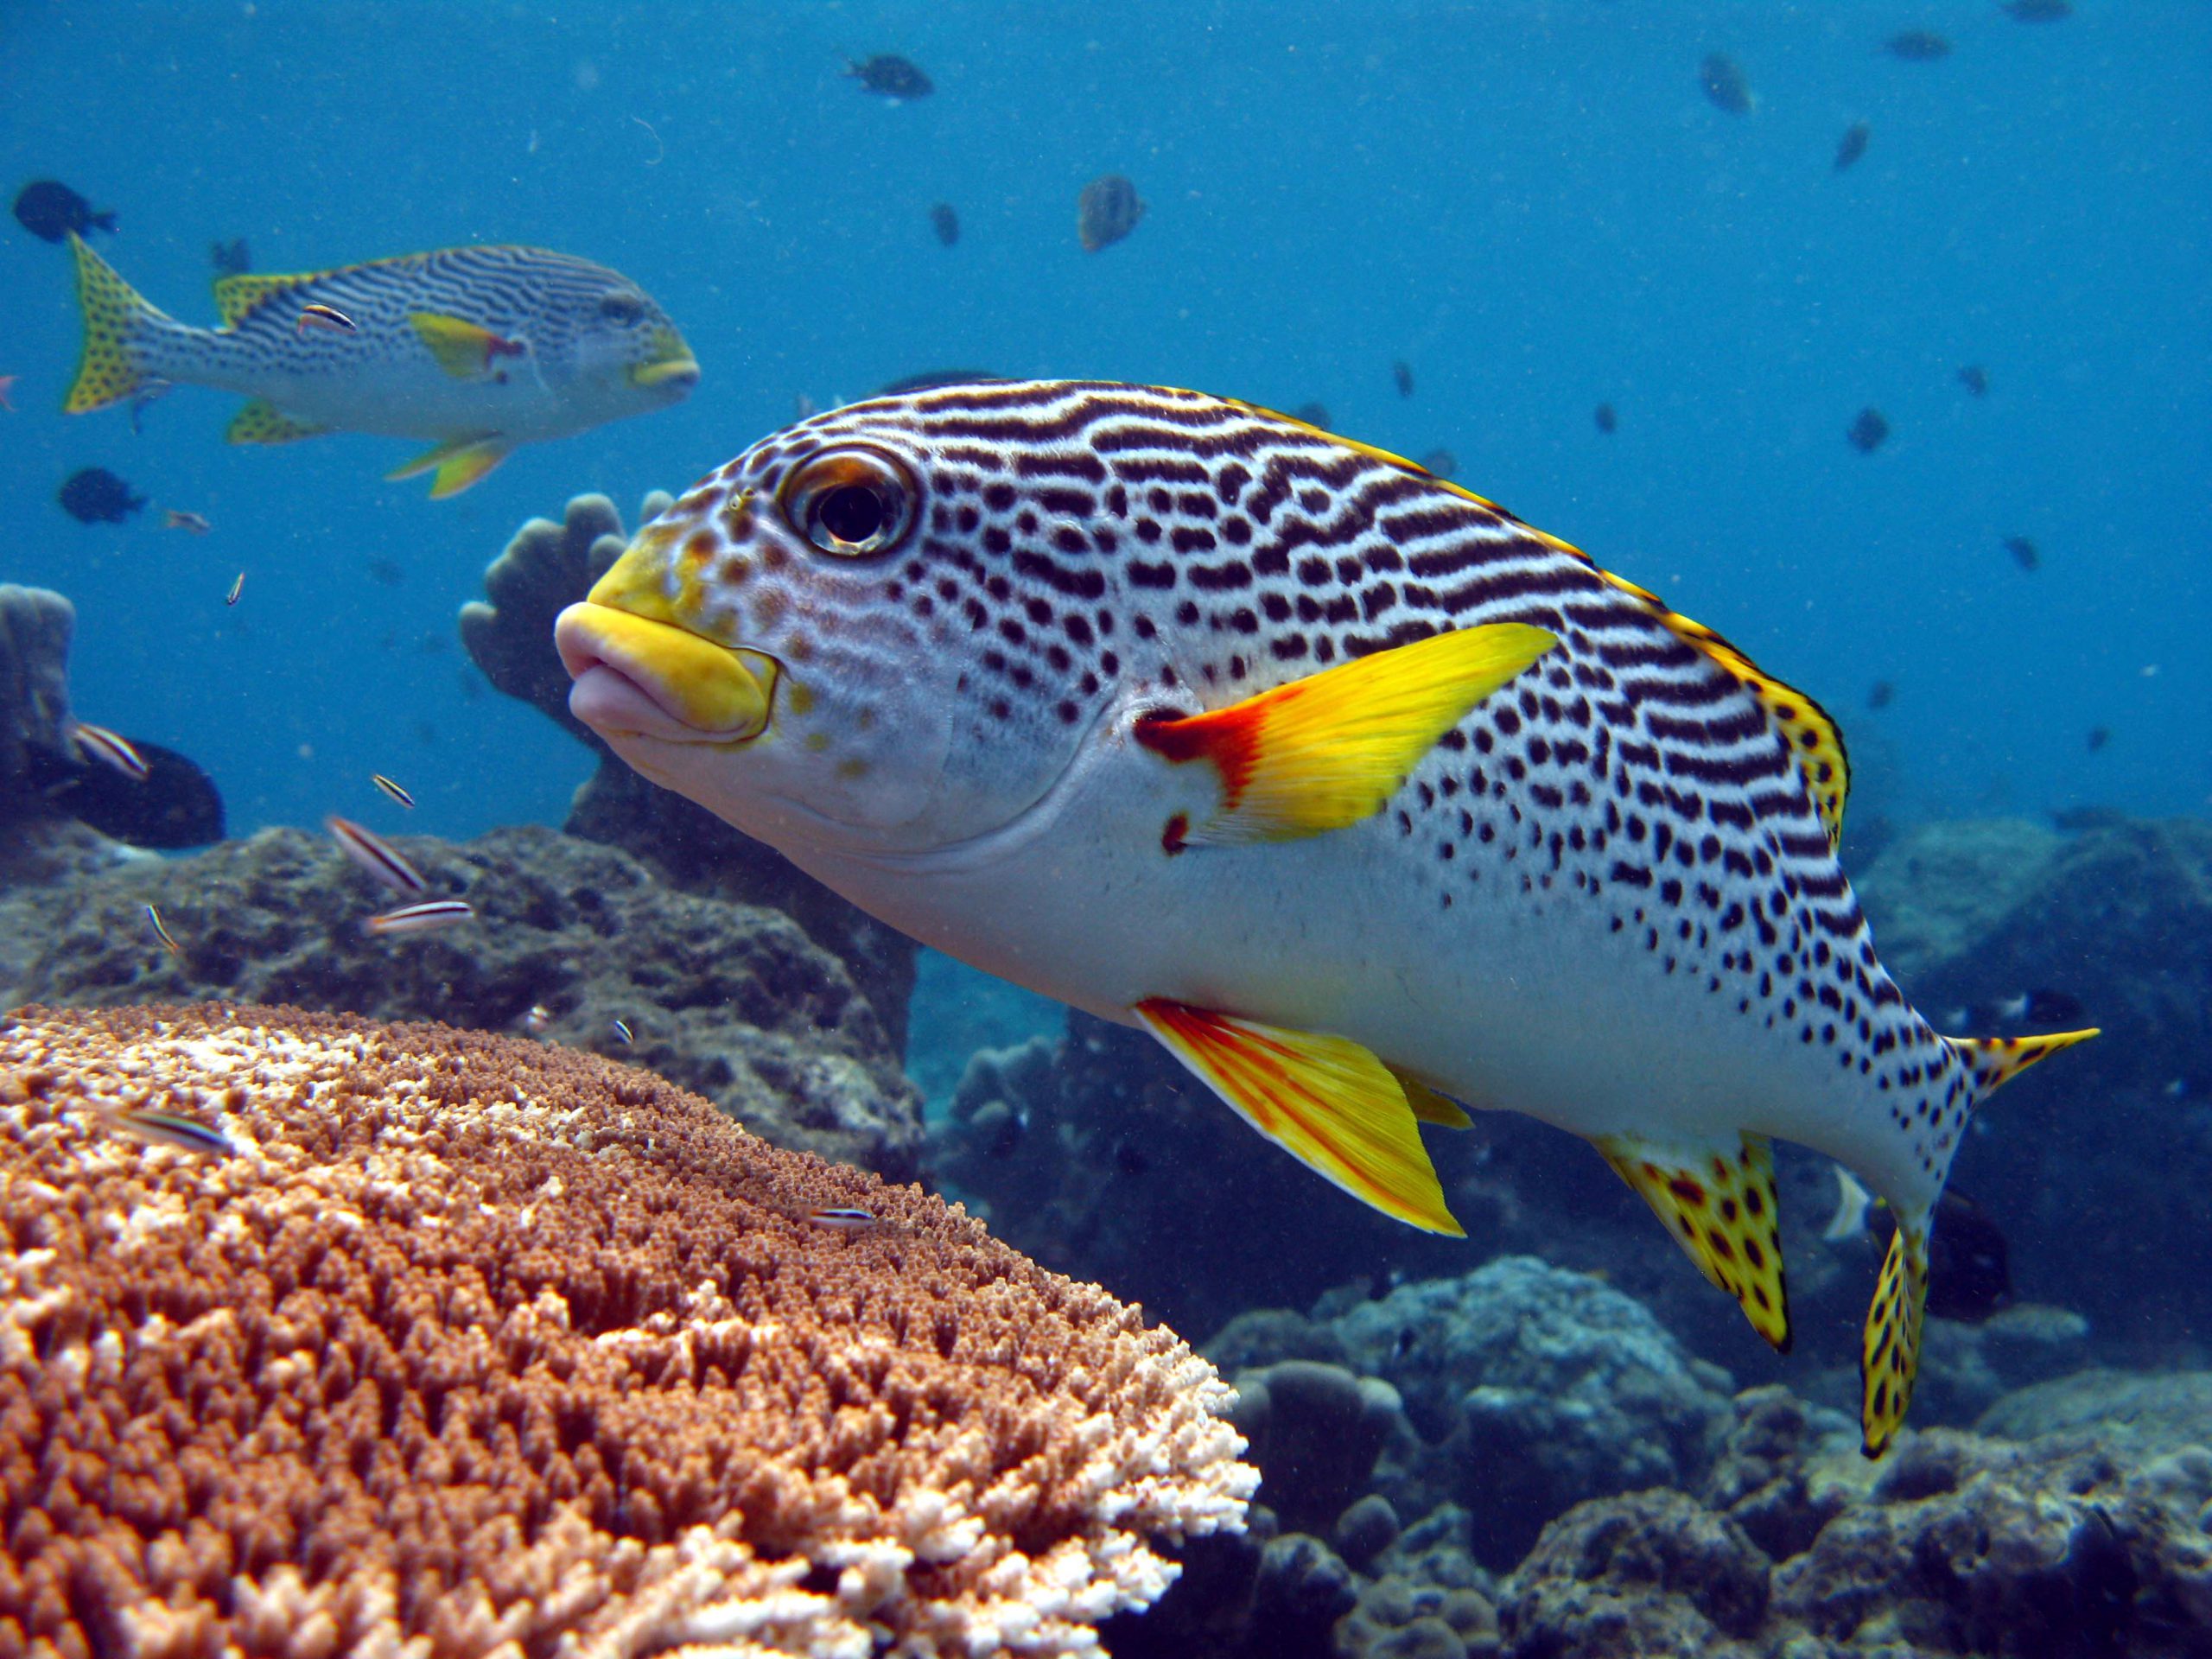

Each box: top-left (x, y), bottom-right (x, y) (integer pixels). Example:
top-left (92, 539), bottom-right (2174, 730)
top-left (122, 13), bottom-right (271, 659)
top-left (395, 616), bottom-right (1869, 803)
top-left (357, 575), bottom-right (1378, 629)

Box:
top-left (556, 380), bottom-right (2096, 1453)
top-left (65, 238), bottom-right (697, 495)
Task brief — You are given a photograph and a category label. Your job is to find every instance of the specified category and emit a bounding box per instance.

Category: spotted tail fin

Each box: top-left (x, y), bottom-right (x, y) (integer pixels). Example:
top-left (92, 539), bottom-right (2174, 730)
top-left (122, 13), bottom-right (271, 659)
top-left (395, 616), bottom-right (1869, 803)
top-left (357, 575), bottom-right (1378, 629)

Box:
top-left (64, 234), bottom-right (173, 414)
top-left (1859, 1211), bottom-right (1929, 1457)
top-left (1944, 1027), bottom-right (2100, 1102)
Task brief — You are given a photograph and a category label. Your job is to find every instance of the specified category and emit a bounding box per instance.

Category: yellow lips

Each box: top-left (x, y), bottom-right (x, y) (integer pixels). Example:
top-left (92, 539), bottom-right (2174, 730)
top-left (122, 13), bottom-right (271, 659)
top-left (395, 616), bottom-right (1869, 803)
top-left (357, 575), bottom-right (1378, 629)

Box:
top-left (558, 601), bottom-right (777, 738)
top-left (632, 354), bottom-right (701, 388)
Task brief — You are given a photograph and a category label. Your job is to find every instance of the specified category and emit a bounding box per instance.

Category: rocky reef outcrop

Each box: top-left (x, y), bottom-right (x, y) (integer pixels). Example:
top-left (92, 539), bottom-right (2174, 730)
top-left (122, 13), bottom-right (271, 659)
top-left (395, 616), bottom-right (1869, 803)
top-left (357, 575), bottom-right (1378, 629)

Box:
top-left (2, 823), bottom-right (923, 1176)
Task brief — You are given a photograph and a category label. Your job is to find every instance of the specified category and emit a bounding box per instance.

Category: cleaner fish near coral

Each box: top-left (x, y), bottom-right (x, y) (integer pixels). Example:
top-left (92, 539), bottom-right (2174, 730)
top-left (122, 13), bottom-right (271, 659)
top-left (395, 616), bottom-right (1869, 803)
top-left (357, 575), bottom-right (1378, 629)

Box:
top-left (554, 378), bottom-right (2097, 1456)
top-left (60, 237), bottom-right (698, 497)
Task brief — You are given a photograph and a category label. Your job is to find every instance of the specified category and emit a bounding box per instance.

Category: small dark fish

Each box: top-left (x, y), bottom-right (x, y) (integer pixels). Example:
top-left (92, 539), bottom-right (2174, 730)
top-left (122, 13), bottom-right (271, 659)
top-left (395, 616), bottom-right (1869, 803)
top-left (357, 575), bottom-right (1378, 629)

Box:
top-left (1593, 403), bottom-right (1618, 435)
top-left (58, 467), bottom-right (146, 524)
top-left (611, 1017), bottom-right (635, 1045)
top-left (372, 773), bottom-right (415, 809)
top-left (986, 1109), bottom-right (1025, 1160)
top-left (846, 54), bottom-right (931, 100)
top-left (1114, 1142), bottom-right (1150, 1177)
top-left (2086, 726), bottom-right (2111, 753)
top-left (1958, 364), bottom-right (1989, 397)
top-left (210, 237), bottom-right (251, 276)
top-left (2004, 536), bottom-right (2040, 572)
top-left (297, 302), bottom-right (356, 336)
top-left (1868, 680), bottom-right (1896, 709)
top-left (1077, 174), bottom-right (1145, 253)
top-left (1415, 448), bottom-right (1457, 478)
top-left (225, 571), bottom-right (245, 606)
top-left (2050, 804), bottom-right (2126, 834)
top-left (874, 369), bottom-right (1007, 397)
top-left (929, 202), bottom-right (960, 247)
top-left (1826, 1174), bottom-right (2012, 1323)
top-left (1391, 360), bottom-right (1415, 398)
top-left (14, 179), bottom-right (116, 244)
top-left (1995, 988), bottom-right (2089, 1027)
top-left (72, 721), bottom-right (149, 782)
top-left (1885, 30), bottom-right (1952, 60)
top-left (1835, 122), bottom-right (1872, 170)
top-left (144, 903), bottom-right (182, 956)
top-left (362, 898), bottom-right (474, 937)
top-left (1700, 53), bottom-right (1753, 115)
top-left (2002, 0), bottom-right (2070, 20)
top-left (111, 1108), bottom-right (233, 1158)
top-left (327, 814), bottom-right (428, 895)
top-left (24, 735), bottom-right (225, 849)
top-left (807, 1206), bottom-right (878, 1232)
top-left (162, 509), bottom-right (212, 534)
top-left (365, 557), bottom-right (405, 587)
top-left (1289, 403), bottom-right (1332, 429)
top-left (1847, 407), bottom-right (1890, 453)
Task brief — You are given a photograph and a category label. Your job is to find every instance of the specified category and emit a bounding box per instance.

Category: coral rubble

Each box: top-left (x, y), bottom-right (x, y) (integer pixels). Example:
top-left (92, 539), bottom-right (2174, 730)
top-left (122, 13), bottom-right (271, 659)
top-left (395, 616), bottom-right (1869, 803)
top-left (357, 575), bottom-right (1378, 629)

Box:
top-left (0, 1002), bottom-right (1255, 1657)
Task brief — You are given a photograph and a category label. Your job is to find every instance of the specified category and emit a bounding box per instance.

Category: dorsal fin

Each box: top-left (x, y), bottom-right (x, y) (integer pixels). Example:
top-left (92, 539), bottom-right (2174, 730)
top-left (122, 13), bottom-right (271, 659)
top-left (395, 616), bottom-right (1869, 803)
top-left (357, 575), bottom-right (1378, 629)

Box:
top-left (213, 269), bottom-right (337, 327)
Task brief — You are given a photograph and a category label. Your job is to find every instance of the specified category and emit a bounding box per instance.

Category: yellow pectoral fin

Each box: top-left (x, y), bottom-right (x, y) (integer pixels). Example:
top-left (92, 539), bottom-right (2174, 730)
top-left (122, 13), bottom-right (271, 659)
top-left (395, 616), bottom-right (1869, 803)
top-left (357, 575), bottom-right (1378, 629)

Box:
top-left (1597, 1132), bottom-right (1792, 1351)
top-left (1388, 1066), bottom-right (1475, 1129)
top-left (1135, 622), bottom-right (1557, 847)
top-left (226, 398), bottom-right (332, 445)
top-left (388, 435), bottom-right (511, 498)
top-left (1135, 999), bottom-right (1463, 1236)
top-left (1860, 1217), bottom-right (1930, 1458)
top-left (410, 311), bottom-right (505, 378)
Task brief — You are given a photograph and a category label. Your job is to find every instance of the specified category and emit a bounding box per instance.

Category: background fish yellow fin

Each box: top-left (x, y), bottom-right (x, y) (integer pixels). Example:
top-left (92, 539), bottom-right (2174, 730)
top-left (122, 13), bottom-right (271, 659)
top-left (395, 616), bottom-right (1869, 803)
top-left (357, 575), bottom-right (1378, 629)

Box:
top-left (226, 398), bottom-right (331, 444)
top-left (65, 233), bottom-right (168, 413)
top-left (1135, 622), bottom-right (1555, 846)
top-left (1859, 1213), bottom-right (1930, 1456)
top-left (411, 311), bottom-right (507, 378)
top-left (1946, 1027), bottom-right (2099, 1098)
top-left (1596, 1131), bottom-right (1792, 1351)
top-left (1136, 999), bottom-right (1463, 1236)
top-left (213, 268), bottom-right (336, 327)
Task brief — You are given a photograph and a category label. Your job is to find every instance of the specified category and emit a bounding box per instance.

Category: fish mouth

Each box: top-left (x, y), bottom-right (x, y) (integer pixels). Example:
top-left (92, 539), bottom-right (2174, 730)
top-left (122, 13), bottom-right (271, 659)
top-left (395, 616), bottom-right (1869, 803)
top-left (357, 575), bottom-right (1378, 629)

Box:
top-left (631, 355), bottom-right (701, 390)
top-left (555, 602), bottom-right (776, 743)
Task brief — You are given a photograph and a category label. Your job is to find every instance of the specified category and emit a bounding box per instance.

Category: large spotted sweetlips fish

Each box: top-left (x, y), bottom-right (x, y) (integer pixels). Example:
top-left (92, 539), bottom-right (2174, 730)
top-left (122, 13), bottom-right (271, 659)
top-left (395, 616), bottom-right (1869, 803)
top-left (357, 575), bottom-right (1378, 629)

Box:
top-left (554, 379), bottom-right (2095, 1453)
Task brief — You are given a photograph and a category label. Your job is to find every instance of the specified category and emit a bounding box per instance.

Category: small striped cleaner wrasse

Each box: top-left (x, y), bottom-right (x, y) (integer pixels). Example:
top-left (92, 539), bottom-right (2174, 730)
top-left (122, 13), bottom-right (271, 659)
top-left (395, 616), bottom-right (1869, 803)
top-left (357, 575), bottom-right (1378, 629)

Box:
top-left (60, 237), bottom-right (698, 497)
top-left (554, 378), bottom-right (2097, 1456)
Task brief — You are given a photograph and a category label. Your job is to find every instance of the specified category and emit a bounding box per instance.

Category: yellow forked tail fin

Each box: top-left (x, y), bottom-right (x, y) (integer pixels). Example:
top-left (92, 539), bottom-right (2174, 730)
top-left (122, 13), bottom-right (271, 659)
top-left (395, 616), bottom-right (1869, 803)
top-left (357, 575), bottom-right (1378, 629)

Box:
top-left (65, 233), bottom-right (171, 413)
top-left (1860, 1216), bottom-right (1929, 1457)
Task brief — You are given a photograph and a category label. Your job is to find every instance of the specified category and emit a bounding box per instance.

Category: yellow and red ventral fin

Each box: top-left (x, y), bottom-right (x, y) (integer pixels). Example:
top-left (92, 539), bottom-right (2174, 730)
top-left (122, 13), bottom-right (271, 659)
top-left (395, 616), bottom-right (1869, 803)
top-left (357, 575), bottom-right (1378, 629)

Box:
top-left (410, 311), bottom-right (521, 378)
top-left (1387, 1066), bottom-right (1476, 1130)
top-left (1135, 999), bottom-right (1463, 1236)
top-left (1944, 1027), bottom-right (2099, 1102)
top-left (1596, 1132), bottom-right (1791, 1351)
top-left (1135, 622), bottom-right (1556, 848)
top-left (387, 434), bottom-right (512, 499)
top-left (1860, 1213), bottom-right (1930, 1457)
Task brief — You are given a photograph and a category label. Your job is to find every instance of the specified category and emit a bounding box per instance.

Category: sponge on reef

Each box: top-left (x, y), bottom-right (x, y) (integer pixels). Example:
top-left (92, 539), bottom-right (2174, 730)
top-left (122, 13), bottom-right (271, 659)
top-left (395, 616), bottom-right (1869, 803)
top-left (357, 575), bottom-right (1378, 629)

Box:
top-left (0, 1001), bottom-right (1255, 1656)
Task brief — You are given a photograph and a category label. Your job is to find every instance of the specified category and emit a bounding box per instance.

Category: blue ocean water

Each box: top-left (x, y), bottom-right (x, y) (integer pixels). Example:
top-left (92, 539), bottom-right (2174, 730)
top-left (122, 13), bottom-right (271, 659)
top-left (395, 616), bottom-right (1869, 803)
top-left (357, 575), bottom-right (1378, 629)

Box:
top-left (3, 2), bottom-right (2206, 845)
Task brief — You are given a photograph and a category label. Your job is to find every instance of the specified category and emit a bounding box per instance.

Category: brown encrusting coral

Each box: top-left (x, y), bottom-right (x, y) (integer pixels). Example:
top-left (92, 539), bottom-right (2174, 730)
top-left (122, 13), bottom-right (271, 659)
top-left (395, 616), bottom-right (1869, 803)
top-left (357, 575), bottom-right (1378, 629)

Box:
top-left (0, 1002), bottom-right (1254, 1657)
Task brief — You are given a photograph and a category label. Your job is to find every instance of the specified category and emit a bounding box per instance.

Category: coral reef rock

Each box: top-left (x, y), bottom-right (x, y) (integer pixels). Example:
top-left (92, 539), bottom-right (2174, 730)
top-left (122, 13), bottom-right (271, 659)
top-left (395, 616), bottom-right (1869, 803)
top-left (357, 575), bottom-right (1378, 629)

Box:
top-left (0, 1003), bottom-right (1255, 1659)
top-left (4, 823), bottom-right (923, 1176)
top-left (1229, 1361), bottom-right (1407, 1536)
top-left (1977, 1367), bottom-right (2212, 1459)
top-left (1334, 1256), bottom-right (1737, 1567)
top-left (0, 583), bottom-right (73, 796)
top-left (463, 491), bottom-right (917, 1050)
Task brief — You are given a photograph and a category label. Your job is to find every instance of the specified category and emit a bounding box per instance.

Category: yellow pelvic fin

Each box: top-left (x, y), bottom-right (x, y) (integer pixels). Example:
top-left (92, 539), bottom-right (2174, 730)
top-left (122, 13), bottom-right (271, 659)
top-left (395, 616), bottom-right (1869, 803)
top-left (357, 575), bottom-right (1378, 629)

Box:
top-left (225, 397), bottom-right (332, 445)
top-left (1597, 1132), bottom-right (1792, 1351)
top-left (1859, 1217), bottom-right (1930, 1458)
top-left (410, 311), bottom-right (505, 378)
top-left (213, 267), bottom-right (334, 327)
top-left (65, 233), bottom-right (169, 414)
top-left (387, 435), bottom-right (512, 499)
top-left (1135, 999), bottom-right (1464, 1236)
top-left (1388, 1066), bottom-right (1475, 1129)
top-left (1135, 622), bottom-right (1556, 847)
top-left (1945, 1027), bottom-right (2100, 1102)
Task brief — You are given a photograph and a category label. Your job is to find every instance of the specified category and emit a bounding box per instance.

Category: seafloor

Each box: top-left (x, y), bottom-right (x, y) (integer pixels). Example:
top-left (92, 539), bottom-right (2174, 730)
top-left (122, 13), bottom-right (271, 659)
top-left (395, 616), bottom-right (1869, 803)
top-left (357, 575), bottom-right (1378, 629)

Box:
top-left (3, 509), bottom-right (2209, 1656)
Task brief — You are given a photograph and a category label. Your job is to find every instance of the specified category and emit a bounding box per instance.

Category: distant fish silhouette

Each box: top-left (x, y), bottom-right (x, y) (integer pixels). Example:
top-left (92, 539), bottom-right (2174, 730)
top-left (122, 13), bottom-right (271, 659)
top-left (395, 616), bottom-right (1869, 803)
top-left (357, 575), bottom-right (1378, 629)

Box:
top-left (1700, 53), bottom-right (1753, 114)
top-left (14, 179), bottom-right (115, 244)
top-left (1847, 408), bottom-right (1890, 453)
top-left (1834, 122), bottom-right (1871, 170)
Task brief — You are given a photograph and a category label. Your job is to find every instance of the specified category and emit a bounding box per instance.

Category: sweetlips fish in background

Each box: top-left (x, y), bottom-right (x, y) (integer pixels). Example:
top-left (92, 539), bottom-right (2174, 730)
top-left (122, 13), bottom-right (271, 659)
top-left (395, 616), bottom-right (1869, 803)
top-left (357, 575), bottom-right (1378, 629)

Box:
top-left (556, 378), bottom-right (2096, 1456)
top-left (60, 237), bottom-right (698, 497)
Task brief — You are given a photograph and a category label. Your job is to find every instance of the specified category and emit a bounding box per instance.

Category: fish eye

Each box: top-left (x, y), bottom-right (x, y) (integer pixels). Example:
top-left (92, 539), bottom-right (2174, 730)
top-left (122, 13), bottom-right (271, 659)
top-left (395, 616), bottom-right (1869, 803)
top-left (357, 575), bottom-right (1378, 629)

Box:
top-left (598, 292), bottom-right (645, 321)
top-left (782, 448), bottom-right (917, 558)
